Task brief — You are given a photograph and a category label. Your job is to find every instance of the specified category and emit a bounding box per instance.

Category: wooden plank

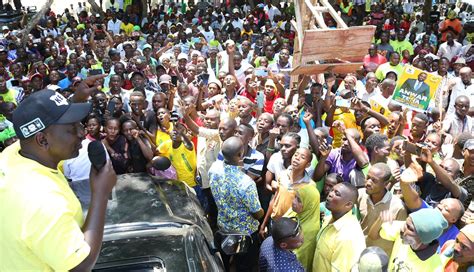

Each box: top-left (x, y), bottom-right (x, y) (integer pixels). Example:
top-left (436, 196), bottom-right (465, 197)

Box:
top-left (301, 53), bottom-right (367, 64)
top-left (304, 0), bottom-right (328, 28)
top-left (320, 0), bottom-right (348, 29)
top-left (291, 62), bottom-right (364, 75)
top-left (300, 26), bottom-right (375, 59)
top-left (294, 0), bottom-right (304, 47)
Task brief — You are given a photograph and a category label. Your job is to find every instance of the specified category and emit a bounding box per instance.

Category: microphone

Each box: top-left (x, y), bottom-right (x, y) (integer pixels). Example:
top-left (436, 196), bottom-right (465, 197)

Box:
top-left (88, 140), bottom-right (107, 171)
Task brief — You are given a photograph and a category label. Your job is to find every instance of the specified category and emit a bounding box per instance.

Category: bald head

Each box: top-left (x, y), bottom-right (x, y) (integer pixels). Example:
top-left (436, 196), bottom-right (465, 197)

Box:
top-left (218, 118), bottom-right (237, 141)
top-left (221, 136), bottom-right (243, 164)
top-left (460, 67), bottom-right (472, 74)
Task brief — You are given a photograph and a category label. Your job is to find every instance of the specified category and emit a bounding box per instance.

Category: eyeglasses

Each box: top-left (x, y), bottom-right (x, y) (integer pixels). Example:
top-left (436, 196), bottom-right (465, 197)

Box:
top-left (276, 217), bottom-right (300, 242)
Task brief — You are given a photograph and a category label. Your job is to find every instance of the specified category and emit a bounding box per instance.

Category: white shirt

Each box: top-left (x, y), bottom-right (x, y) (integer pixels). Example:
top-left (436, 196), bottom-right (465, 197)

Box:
top-left (231, 18), bottom-right (243, 30)
top-left (358, 87), bottom-right (381, 103)
top-left (447, 77), bottom-right (474, 115)
top-left (63, 138), bottom-right (109, 181)
top-left (264, 5), bottom-right (282, 22)
top-left (443, 113), bottom-right (474, 137)
top-left (437, 41), bottom-right (462, 62)
top-left (267, 152), bottom-right (316, 181)
top-left (200, 28), bottom-right (215, 43)
top-left (107, 19), bottom-right (123, 35)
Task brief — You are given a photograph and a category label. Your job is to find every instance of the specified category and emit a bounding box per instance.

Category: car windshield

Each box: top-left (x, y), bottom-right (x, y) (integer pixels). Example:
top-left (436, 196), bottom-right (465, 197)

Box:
top-left (104, 173), bottom-right (203, 227)
top-left (95, 231), bottom-right (187, 271)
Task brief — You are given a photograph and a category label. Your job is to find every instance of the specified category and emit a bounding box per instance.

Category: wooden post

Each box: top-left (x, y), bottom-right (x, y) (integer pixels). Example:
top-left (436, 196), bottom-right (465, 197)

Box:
top-left (19, 0), bottom-right (53, 48)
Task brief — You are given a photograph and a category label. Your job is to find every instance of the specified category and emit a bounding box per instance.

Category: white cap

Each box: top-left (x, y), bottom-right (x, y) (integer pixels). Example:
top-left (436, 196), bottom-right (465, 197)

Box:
top-left (2, 26), bottom-right (9, 31)
top-left (177, 53), bottom-right (188, 61)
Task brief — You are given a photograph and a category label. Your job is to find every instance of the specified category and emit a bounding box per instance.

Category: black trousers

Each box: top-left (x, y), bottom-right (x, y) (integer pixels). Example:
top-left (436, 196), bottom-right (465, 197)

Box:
top-left (220, 231), bottom-right (260, 272)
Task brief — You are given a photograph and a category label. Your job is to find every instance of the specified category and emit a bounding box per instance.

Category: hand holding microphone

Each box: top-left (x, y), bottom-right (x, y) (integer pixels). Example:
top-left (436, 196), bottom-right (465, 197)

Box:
top-left (88, 141), bottom-right (117, 198)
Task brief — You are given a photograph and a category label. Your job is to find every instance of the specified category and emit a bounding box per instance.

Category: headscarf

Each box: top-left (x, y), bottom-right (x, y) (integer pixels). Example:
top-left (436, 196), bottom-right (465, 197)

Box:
top-left (291, 183), bottom-right (320, 272)
top-left (447, 10), bottom-right (457, 20)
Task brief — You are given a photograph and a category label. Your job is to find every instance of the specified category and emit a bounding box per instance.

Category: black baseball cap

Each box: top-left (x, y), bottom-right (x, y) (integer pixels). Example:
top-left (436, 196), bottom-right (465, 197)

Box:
top-left (12, 89), bottom-right (91, 140)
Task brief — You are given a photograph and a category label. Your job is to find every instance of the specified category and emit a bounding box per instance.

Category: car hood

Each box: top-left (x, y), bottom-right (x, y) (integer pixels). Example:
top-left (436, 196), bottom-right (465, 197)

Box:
top-left (104, 173), bottom-right (213, 241)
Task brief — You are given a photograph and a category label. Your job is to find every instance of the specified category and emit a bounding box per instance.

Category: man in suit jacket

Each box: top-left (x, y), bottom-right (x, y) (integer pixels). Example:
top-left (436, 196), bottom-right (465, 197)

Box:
top-left (400, 72), bottom-right (431, 99)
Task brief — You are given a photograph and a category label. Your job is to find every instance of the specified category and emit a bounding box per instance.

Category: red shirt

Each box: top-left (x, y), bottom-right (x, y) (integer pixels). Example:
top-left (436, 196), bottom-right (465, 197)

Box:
top-left (264, 93), bottom-right (281, 114)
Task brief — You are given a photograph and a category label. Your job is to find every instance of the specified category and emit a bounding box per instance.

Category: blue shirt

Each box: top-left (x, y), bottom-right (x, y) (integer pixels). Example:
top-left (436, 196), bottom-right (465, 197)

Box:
top-left (259, 236), bottom-right (305, 272)
top-left (209, 161), bottom-right (261, 234)
top-left (58, 77), bottom-right (72, 90)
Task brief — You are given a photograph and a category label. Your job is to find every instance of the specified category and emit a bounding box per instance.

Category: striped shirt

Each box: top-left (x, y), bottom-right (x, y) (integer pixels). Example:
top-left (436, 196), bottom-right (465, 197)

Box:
top-left (217, 146), bottom-right (264, 177)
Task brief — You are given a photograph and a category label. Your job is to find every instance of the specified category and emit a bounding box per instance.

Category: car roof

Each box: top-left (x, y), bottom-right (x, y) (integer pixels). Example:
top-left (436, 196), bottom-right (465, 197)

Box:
top-left (104, 173), bottom-right (213, 241)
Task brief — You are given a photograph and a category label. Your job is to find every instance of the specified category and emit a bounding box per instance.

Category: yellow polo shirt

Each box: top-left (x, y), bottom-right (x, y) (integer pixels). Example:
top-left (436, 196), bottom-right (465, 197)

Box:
top-left (158, 140), bottom-right (197, 187)
top-left (0, 142), bottom-right (90, 270)
top-left (313, 211), bottom-right (366, 271)
top-left (380, 221), bottom-right (444, 272)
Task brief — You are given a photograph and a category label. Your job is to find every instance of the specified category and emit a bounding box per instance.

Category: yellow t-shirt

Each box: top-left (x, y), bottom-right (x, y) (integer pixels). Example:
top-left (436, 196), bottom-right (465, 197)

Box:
top-left (0, 89), bottom-right (17, 105)
top-left (0, 142), bottom-right (90, 270)
top-left (120, 22), bottom-right (134, 35)
top-left (155, 123), bottom-right (173, 147)
top-left (158, 140), bottom-right (197, 187)
top-left (380, 221), bottom-right (444, 272)
top-left (332, 108), bottom-right (358, 148)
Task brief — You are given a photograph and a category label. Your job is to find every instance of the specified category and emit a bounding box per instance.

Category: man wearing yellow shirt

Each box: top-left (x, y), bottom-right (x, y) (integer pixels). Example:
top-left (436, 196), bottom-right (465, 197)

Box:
top-left (157, 123), bottom-right (197, 187)
top-left (390, 30), bottom-right (414, 56)
top-left (375, 52), bottom-right (404, 81)
top-left (120, 17), bottom-right (134, 36)
top-left (0, 84), bottom-right (116, 270)
top-left (379, 208), bottom-right (448, 271)
top-left (313, 182), bottom-right (366, 271)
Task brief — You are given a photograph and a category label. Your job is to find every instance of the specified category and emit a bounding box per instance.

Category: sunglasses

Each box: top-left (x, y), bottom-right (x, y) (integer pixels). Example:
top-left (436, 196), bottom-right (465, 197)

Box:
top-left (276, 217), bottom-right (300, 242)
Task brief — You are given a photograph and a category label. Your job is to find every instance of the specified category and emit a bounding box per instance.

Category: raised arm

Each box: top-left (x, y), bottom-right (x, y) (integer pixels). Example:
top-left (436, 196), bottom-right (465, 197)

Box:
top-left (399, 152), bottom-right (424, 210)
top-left (303, 112), bottom-right (319, 155)
top-left (345, 129), bottom-right (369, 168)
top-left (70, 161), bottom-right (116, 271)
top-left (351, 97), bottom-right (389, 127)
top-left (177, 123), bottom-right (194, 151)
top-left (313, 141), bottom-right (331, 181)
top-left (421, 147), bottom-right (462, 198)
top-left (181, 104), bottom-right (201, 136)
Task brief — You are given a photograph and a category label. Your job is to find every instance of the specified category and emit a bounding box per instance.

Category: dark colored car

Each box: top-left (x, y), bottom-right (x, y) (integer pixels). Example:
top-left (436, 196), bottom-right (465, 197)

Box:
top-left (93, 173), bottom-right (224, 272)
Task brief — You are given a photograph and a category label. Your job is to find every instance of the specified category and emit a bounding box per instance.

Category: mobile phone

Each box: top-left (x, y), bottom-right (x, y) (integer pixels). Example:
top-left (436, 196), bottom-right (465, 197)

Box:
top-left (107, 99), bottom-right (116, 114)
top-left (255, 69), bottom-right (268, 77)
top-left (89, 69), bottom-right (103, 76)
top-left (403, 141), bottom-right (422, 155)
top-left (171, 75), bottom-right (178, 86)
top-left (335, 99), bottom-right (351, 108)
top-left (170, 110), bottom-right (179, 123)
top-left (10, 79), bottom-right (19, 87)
top-left (33, 38), bottom-right (41, 44)
top-left (198, 73), bottom-right (209, 85)
top-left (305, 93), bottom-right (313, 108)
top-left (256, 91), bottom-right (265, 109)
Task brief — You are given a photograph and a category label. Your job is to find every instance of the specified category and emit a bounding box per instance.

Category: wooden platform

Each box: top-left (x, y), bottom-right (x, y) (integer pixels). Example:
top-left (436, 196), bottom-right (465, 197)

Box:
top-left (291, 62), bottom-right (364, 75)
top-left (300, 26), bottom-right (376, 64)
top-left (290, 0), bottom-right (376, 81)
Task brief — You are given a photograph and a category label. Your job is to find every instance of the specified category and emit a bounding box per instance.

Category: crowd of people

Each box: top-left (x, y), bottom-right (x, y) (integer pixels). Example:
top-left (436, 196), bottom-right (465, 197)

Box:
top-left (0, 0), bottom-right (474, 271)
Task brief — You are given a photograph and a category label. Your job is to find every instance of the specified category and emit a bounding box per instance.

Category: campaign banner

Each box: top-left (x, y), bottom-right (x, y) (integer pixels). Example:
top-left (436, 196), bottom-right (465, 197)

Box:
top-left (391, 65), bottom-right (442, 112)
